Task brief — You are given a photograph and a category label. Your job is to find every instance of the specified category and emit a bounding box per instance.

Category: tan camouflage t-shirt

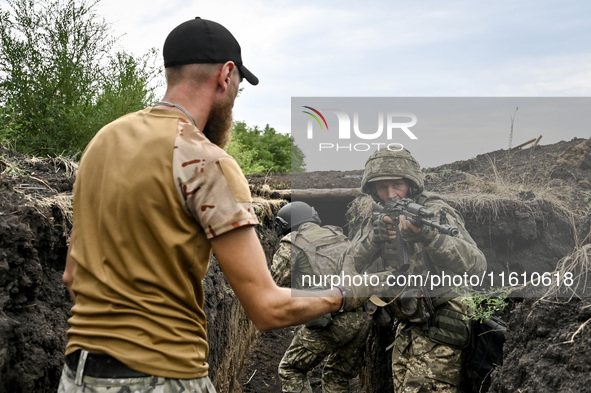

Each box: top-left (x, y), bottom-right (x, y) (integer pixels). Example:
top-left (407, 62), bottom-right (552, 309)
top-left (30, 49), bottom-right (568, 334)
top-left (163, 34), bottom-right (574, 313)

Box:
top-left (172, 114), bottom-right (258, 237)
top-left (67, 107), bottom-right (258, 379)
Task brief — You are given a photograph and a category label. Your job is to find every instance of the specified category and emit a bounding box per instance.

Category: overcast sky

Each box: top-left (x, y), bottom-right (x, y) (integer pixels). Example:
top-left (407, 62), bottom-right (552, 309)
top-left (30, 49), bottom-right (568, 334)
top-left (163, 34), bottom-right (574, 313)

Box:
top-left (96, 0), bottom-right (590, 170)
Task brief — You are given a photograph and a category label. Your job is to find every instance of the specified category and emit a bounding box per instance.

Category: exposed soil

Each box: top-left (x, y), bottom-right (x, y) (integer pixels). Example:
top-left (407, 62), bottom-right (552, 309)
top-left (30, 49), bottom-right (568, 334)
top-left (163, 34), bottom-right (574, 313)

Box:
top-left (1, 137), bottom-right (590, 392)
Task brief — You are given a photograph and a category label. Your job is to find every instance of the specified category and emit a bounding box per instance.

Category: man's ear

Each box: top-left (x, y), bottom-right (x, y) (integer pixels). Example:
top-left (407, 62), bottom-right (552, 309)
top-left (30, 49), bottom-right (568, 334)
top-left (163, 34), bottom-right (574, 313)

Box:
top-left (217, 61), bottom-right (236, 91)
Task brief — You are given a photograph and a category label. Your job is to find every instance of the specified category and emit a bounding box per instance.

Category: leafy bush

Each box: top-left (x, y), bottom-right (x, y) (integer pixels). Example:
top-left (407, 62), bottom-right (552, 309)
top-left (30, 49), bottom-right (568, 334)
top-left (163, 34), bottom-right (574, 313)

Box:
top-left (461, 287), bottom-right (510, 322)
top-left (0, 0), bottom-right (161, 156)
top-left (227, 121), bottom-right (306, 174)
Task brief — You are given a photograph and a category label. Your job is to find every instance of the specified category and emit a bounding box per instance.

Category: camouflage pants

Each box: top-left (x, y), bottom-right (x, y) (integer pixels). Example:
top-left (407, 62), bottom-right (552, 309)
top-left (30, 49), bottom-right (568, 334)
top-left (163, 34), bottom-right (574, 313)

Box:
top-left (391, 324), bottom-right (463, 393)
top-left (278, 310), bottom-right (371, 393)
top-left (58, 363), bottom-right (217, 393)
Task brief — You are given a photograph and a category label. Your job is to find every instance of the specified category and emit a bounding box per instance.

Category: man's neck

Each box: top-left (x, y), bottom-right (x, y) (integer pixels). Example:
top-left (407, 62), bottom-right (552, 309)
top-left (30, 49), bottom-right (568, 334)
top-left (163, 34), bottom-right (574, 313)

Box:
top-left (158, 88), bottom-right (213, 131)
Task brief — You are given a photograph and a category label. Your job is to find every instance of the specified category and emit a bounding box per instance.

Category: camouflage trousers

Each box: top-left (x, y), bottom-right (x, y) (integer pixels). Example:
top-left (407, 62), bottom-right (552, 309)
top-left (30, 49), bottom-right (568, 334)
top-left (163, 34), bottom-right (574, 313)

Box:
top-left (391, 324), bottom-right (463, 393)
top-left (58, 363), bottom-right (217, 393)
top-left (278, 310), bottom-right (371, 393)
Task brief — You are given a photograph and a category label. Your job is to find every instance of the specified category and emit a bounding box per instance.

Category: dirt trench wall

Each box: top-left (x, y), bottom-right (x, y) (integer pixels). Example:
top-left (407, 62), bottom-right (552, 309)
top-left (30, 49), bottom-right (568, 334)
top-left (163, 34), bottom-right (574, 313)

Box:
top-left (0, 205), bottom-right (70, 392)
top-left (205, 210), bottom-right (282, 393)
top-left (204, 258), bottom-right (258, 392)
top-left (456, 198), bottom-right (577, 280)
top-left (488, 294), bottom-right (591, 393)
top-left (0, 156), bottom-right (73, 391)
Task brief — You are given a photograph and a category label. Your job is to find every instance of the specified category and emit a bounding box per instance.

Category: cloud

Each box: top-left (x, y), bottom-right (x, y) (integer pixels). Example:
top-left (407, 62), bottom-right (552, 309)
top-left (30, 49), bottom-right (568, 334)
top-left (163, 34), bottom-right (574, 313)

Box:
top-left (94, 0), bottom-right (591, 163)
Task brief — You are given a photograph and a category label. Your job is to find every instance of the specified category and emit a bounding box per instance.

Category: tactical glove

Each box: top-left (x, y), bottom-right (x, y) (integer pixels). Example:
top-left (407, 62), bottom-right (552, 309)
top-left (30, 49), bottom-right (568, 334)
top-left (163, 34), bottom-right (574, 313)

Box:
top-left (335, 268), bottom-right (397, 312)
top-left (334, 284), bottom-right (368, 312)
top-left (370, 213), bottom-right (391, 245)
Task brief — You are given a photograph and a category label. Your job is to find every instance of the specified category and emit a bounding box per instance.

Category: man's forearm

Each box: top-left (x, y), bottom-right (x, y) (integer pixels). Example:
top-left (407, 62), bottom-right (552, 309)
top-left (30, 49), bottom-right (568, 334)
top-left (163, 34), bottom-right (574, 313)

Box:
top-left (212, 226), bottom-right (343, 331)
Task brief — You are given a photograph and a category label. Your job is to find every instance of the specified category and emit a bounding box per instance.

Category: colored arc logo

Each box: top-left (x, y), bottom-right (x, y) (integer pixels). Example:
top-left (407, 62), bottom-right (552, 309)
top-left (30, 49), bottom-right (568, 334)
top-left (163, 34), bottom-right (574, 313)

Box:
top-left (302, 106), bottom-right (329, 130)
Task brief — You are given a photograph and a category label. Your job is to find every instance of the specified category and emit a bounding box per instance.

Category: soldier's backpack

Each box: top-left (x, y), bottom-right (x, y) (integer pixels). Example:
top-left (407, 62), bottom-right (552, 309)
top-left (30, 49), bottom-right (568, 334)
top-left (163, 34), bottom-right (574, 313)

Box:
top-left (292, 224), bottom-right (350, 330)
top-left (464, 317), bottom-right (507, 387)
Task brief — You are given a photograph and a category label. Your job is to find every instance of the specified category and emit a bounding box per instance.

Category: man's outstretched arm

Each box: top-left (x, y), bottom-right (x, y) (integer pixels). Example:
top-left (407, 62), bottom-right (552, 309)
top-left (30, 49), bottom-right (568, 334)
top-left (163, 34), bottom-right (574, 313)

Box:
top-left (211, 226), bottom-right (342, 331)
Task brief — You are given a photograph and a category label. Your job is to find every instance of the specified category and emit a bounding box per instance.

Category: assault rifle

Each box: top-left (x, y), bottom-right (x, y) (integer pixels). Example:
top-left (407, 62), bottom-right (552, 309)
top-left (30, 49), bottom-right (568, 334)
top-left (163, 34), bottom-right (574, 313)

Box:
top-left (373, 198), bottom-right (459, 237)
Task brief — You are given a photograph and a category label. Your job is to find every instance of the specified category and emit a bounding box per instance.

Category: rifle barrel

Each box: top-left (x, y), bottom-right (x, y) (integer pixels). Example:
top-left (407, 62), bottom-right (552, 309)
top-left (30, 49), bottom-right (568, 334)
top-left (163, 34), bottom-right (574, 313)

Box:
top-left (373, 199), bottom-right (459, 237)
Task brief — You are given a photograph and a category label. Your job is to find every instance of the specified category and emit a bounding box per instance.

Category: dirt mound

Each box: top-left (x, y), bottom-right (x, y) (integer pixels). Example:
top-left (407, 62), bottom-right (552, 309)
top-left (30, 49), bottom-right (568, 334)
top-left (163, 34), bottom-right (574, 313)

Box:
top-left (1, 138), bottom-right (590, 392)
top-left (0, 148), bottom-right (74, 392)
top-left (488, 294), bottom-right (591, 393)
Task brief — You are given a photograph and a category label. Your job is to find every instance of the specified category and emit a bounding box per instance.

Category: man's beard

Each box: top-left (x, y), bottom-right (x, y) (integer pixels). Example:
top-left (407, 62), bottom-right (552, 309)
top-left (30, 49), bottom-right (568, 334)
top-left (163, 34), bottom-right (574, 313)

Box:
top-left (202, 89), bottom-right (235, 148)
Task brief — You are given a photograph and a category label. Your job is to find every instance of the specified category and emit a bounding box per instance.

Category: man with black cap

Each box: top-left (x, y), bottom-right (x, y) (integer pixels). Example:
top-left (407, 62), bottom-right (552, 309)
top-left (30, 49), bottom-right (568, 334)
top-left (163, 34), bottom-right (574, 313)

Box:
top-left (59, 18), bottom-right (364, 393)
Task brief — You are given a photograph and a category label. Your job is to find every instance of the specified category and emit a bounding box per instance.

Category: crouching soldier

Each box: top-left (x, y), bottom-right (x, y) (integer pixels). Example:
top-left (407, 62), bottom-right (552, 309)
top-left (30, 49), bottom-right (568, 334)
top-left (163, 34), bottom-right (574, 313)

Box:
top-left (271, 202), bottom-right (371, 393)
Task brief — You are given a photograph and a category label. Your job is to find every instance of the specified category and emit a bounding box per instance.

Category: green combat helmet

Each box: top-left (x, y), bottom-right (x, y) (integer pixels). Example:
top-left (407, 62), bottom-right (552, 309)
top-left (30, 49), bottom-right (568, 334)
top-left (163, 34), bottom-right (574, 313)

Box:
top-left (361, 148), bottom-right (424, 199)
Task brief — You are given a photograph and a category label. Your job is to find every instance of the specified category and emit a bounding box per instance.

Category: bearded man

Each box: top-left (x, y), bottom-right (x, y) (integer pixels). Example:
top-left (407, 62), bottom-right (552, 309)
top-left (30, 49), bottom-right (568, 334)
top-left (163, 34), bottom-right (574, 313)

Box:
top-left (59, 18), bottom-right (353, 393)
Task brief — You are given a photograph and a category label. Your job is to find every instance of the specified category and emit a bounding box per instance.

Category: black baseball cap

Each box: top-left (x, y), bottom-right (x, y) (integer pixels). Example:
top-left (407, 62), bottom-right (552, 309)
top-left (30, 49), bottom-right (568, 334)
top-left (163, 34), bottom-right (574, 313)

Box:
top-left (163, 17), bottom-right (259, 85)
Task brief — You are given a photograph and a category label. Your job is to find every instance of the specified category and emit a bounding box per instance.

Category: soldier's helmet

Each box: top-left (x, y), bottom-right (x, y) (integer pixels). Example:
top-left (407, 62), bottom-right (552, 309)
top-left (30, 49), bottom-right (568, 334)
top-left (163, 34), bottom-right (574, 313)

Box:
top-left (361, 148), bottom-right (424, 199)
top-left (275, 201), bottom-right (322, 237)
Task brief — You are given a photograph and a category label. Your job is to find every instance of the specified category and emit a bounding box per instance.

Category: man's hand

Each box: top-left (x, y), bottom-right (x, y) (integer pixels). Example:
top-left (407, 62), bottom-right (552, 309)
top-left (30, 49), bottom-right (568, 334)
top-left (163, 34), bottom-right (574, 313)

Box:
top-left (398, 214), bottom-right (420, 234)
top-left (399, 215), bottom-right (436, 244)
top-left (336, 284), bottom-right (369, 312)
top-left (212, 226), bottom-right (343, 331)
top-left (337, 268), bottom-right (397, 312)
top-left (370, 214), bottom-right (397, 245)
